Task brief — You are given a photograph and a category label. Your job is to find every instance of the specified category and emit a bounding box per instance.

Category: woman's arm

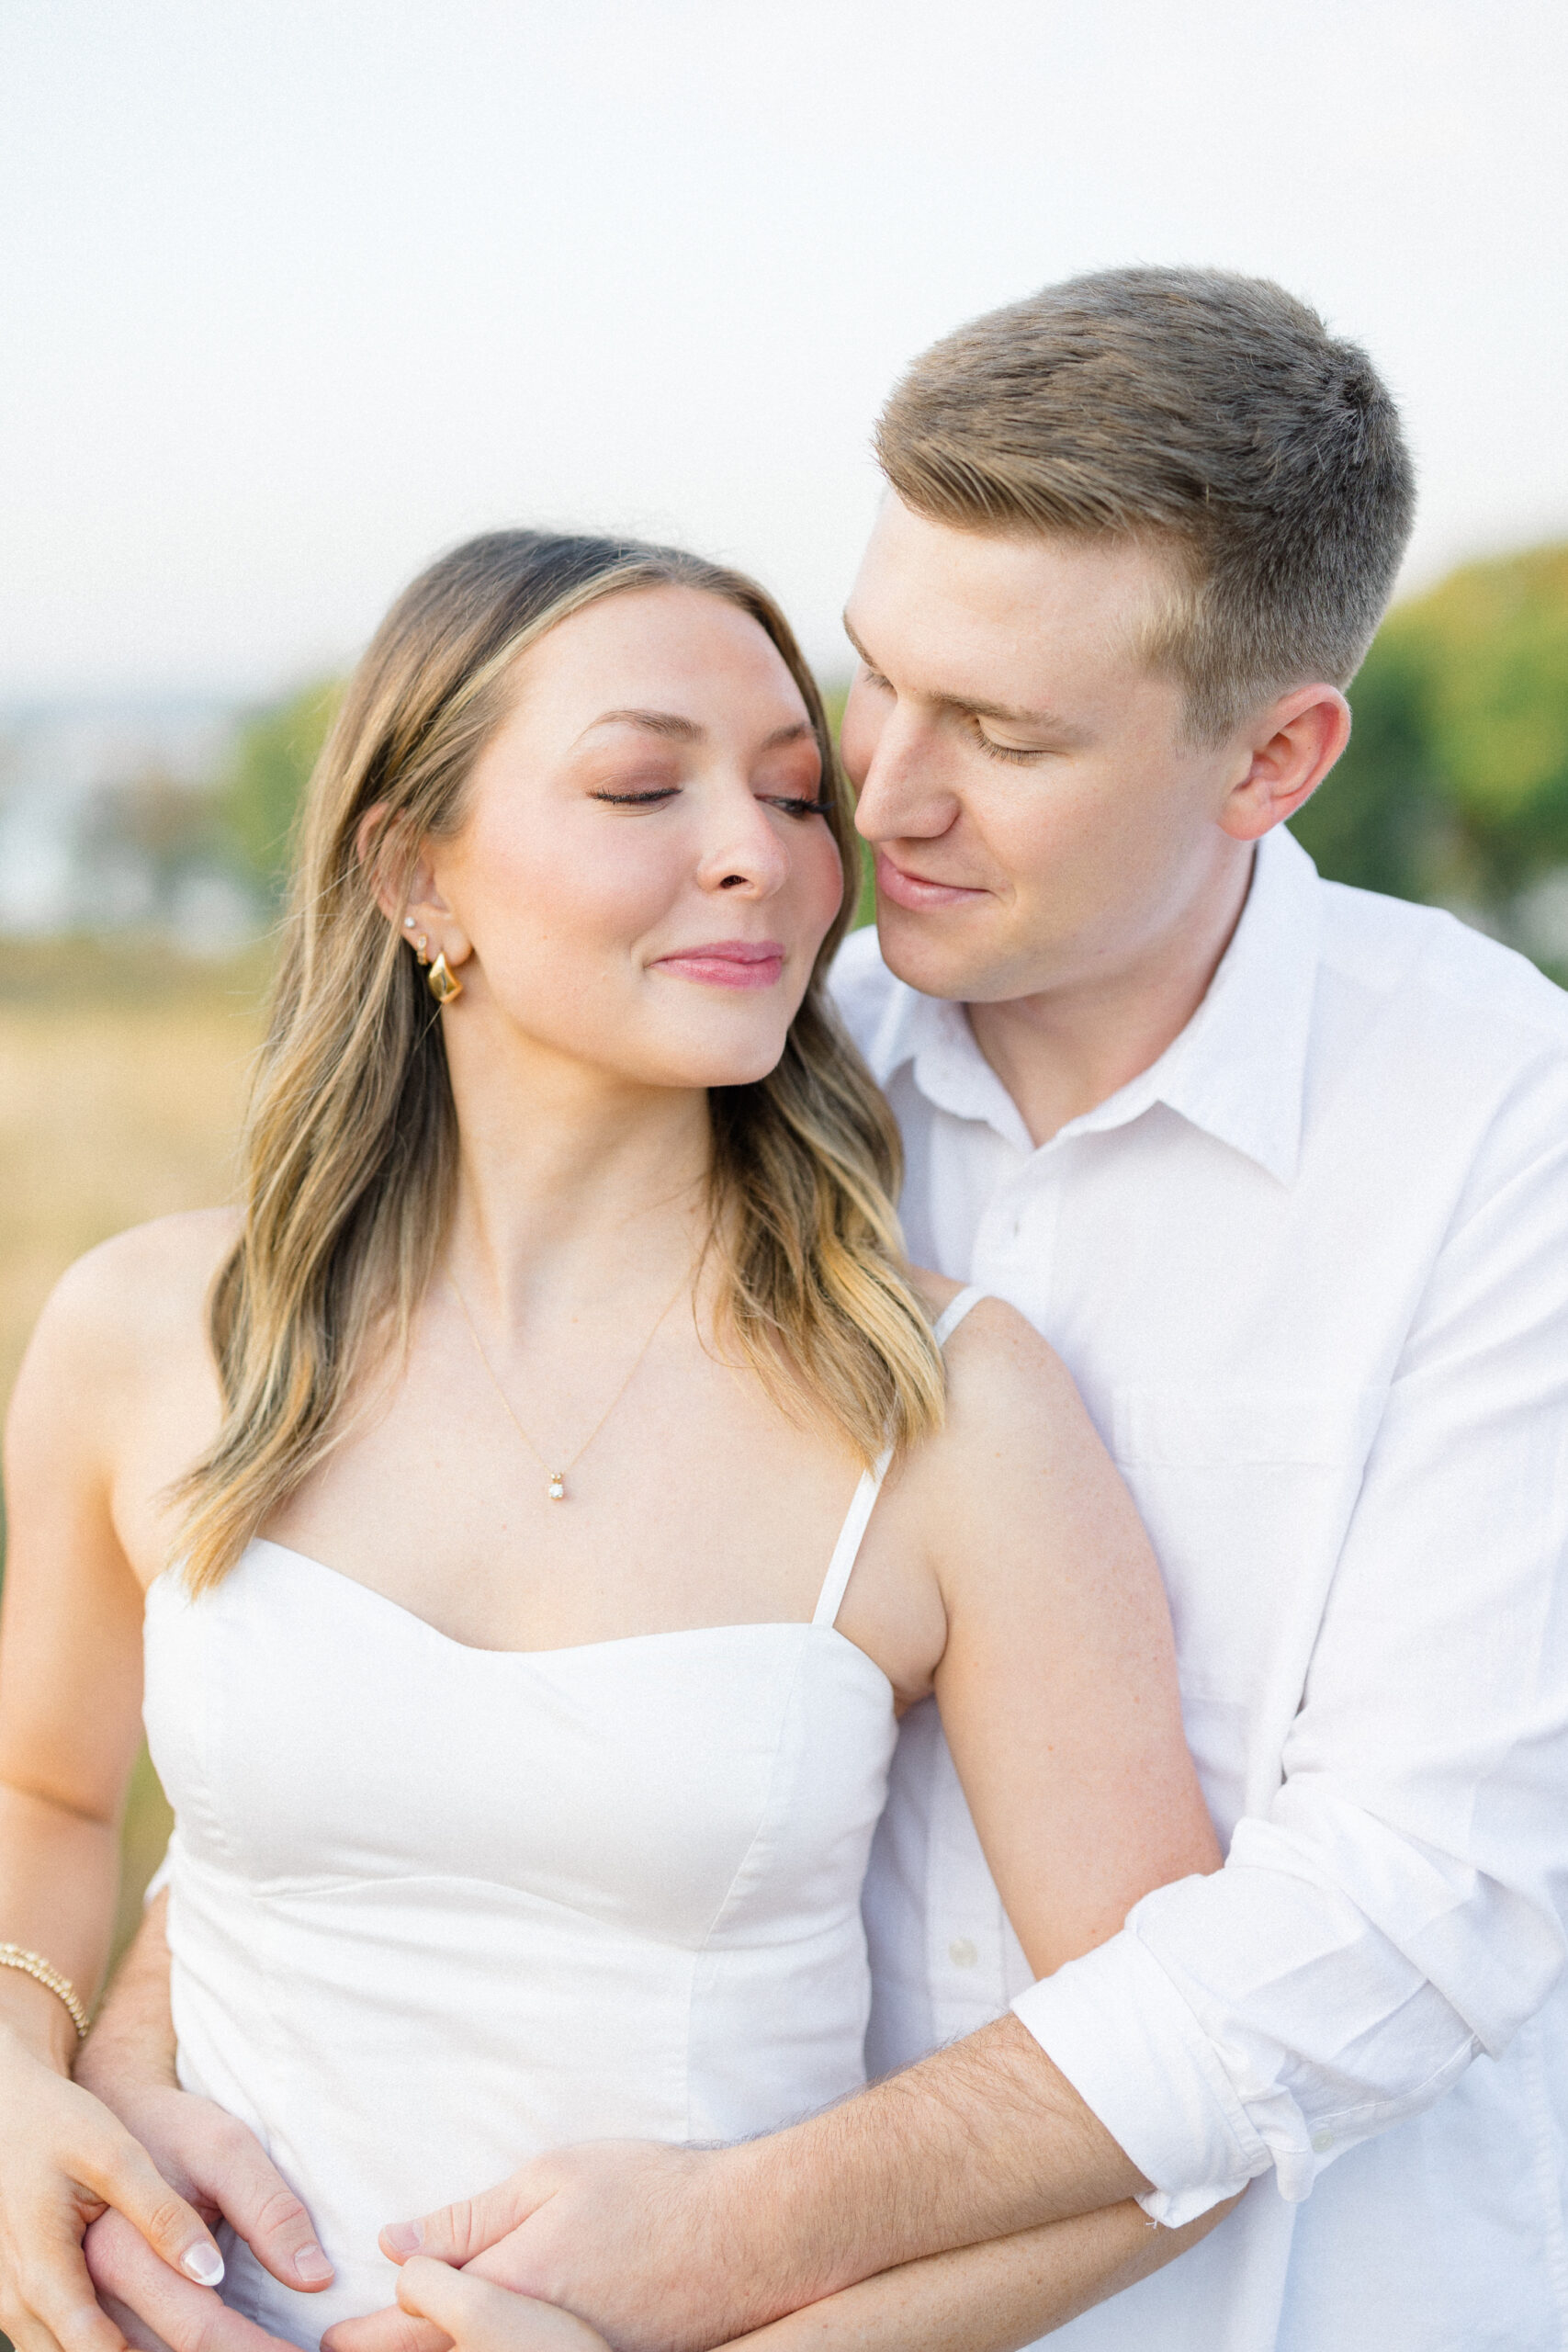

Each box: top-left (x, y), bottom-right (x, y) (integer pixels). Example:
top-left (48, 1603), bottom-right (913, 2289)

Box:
top-left (0, 1244), bottom-right (229, 2352)
top-left (926, 1298), bottom-right (1221, 1972)
top-left (685, 1297), bottom-right (1228, 2347)
top-left (725, 2197), bottom-right (1236, 2352)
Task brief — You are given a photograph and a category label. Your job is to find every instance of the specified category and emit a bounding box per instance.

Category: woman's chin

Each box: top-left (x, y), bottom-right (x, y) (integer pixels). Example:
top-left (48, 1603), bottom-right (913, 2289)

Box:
top-left (637, 1033), bottom-right (792, 1092)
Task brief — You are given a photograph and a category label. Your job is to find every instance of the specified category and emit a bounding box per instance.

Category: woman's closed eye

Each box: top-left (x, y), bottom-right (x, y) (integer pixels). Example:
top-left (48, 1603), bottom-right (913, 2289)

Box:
top-left (590, 786), bottom-right (826, 816)
top-left (761, 791), bottom-right (830, 819)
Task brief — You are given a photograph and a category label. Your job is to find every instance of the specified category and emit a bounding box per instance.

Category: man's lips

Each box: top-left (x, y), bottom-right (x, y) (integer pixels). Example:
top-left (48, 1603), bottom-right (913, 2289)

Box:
top-left (874, 851), bottom-right (990, 911)
top-left (650, 938), bottom-right (786, 989)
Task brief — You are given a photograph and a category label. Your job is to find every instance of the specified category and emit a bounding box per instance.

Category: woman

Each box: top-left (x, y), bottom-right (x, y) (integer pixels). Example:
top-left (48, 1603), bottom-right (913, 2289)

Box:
top-left (0, 530), bottom-right (1224, 2352)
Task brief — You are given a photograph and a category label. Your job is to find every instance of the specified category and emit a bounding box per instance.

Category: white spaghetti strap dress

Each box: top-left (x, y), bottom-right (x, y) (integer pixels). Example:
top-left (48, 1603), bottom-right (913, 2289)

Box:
top-left (142, 1289), bottom-right (987, 2347)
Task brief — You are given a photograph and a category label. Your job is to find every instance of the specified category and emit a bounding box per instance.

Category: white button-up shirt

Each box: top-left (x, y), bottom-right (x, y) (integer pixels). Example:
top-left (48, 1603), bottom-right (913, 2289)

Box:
top-left (832, 827), bottom-right (1568, 2352)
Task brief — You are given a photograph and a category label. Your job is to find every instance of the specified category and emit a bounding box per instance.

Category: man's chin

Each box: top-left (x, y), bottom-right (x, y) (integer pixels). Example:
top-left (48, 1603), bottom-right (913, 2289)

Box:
top-left (874, 900), bottom-right (1023, 1004)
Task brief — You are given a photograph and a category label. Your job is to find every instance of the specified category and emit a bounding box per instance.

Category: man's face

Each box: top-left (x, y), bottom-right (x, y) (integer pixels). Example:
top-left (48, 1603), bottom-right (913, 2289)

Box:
top-left (840, 496), bottom-right (1252, 1005)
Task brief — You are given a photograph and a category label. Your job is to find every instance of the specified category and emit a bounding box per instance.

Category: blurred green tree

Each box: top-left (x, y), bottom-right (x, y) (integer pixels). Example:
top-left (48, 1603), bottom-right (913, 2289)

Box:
top-left (218, 677), bottom-right (342, 900)
top-left (1292, 543), bottom-right (1568, 952)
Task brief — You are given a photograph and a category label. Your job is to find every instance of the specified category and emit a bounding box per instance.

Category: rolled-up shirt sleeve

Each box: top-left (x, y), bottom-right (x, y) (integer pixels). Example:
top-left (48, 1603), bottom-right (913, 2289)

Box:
top-left (1013, 1101), bottom-right (1568, 2225)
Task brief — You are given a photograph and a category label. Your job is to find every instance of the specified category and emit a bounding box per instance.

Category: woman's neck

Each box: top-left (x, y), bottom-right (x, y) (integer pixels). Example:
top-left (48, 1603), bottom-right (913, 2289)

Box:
top-left (442, 1027), bottom-right (713, 1326)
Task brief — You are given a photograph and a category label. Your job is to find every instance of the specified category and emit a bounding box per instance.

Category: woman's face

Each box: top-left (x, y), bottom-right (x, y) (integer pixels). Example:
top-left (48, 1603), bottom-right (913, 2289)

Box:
top-left (418, 584), bottom-right (846, 1092)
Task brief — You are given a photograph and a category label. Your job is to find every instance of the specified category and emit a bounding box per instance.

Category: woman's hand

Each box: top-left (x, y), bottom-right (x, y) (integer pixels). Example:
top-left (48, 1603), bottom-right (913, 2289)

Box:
top-left (395, 2259), bottom-right (608, 2352)
top-left (0, 2026), bottom-right (226, 2352)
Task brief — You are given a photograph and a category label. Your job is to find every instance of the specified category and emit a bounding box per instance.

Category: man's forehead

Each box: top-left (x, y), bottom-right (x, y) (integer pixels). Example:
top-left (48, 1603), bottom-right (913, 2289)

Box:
top-left (844, 510), bottom-right (1173, 713)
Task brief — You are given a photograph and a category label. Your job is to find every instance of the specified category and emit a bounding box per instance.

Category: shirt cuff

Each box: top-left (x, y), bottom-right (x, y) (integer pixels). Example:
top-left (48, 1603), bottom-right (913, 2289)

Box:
top-left (1011, 1928), bottom-right (1270, 2227)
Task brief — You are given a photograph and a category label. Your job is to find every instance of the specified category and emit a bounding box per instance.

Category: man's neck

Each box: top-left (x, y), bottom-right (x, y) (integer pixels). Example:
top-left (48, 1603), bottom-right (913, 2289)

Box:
top-left (966, 846), bottom-right (1256, 1148)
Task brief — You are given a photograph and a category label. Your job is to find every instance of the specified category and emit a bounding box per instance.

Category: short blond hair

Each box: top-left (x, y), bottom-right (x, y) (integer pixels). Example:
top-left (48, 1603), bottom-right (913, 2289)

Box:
top-left (875, 266), bottom-right (1416, 738)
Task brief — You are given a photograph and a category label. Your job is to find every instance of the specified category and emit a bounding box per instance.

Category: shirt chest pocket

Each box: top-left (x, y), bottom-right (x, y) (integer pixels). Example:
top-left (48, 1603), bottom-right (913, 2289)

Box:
top-left (1108, 1384), bottom-right (1386, 1829)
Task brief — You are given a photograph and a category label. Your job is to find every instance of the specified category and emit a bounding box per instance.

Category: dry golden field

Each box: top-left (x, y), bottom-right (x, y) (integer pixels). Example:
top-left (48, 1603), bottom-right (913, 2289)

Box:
top-left (0, 938), bottom-right (272, 1963)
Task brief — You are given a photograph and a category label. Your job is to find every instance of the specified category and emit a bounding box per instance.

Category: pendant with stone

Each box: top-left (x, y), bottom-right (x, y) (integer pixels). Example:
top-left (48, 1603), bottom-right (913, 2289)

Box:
top-left (547, 1471), bottom-right (567, 1501)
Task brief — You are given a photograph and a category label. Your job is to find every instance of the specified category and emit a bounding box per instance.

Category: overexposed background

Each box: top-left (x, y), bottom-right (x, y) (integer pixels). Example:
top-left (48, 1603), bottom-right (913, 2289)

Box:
top-left (4, 0), bottom-right (1566, 698)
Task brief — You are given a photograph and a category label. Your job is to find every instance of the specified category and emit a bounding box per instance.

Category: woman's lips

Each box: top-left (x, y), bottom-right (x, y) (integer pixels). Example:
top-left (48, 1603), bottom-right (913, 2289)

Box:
top-left (652, 939), bottom-right (786, 989)
top-left (874, 851), bottom-right (989, 911)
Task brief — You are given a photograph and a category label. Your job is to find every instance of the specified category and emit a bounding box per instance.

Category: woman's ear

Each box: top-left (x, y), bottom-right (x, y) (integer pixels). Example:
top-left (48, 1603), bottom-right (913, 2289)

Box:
top-left (356, 805), bottom-right (472, 971)
top-left (355, 804), bottom-right (410, 927)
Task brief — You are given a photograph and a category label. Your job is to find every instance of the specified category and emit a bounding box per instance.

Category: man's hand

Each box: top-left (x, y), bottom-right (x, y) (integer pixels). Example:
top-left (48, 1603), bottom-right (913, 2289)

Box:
top-left (321, 2146), bottom-right (741, 2352)
top-left (70, 1893), bottom-right (332, 2351)
top-left (321, 2018), bottom-right (1140, 2352)
top-left (83, 2212), bottom-right (300, 2352)
top-left (80, 2083), bottom-right (333, 2301)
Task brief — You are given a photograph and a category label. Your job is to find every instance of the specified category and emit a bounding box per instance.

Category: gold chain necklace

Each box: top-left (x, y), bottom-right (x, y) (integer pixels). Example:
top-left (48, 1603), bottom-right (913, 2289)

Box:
top-left (447, 1269), bottom-right (688, 1502)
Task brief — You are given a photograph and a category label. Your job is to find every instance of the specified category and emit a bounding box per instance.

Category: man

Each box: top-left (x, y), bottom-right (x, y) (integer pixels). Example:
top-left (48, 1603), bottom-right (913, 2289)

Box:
top-left (75, 268), bottom-right (1568, 2350)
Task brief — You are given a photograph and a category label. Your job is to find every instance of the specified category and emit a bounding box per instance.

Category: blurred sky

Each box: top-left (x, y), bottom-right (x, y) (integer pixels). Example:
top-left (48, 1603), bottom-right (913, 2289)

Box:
top-left (3, 0), bottom-right (1566, 700)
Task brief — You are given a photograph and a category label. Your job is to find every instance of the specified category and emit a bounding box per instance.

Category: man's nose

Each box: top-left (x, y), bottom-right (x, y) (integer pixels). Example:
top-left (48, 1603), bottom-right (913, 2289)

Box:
top-left (852, 710), bottom-right (960, 844)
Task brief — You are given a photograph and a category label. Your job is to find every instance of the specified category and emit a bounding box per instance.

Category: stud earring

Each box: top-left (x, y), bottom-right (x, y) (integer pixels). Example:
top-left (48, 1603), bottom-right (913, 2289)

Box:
top-left (427, 952), bottom-right (463, 1006)
top-left (415, 932), bottom-right (431, 966)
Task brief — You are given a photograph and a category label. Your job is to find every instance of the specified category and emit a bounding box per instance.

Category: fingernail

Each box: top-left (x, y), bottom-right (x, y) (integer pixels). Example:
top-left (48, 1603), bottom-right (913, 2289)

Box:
top-left (381, 2222), bottom-right (421, 2256)
top-left (183, 2244), bottom-right (226, 2287)
top-left (296, 2243), bottom-right (334, 2284)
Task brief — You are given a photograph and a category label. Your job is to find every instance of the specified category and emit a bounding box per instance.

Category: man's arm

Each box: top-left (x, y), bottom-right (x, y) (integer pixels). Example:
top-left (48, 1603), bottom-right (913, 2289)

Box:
top-left (72, 1894), bottom-right (179, 2108)
top-left (321, 2025), bottom-right (1151, 2352)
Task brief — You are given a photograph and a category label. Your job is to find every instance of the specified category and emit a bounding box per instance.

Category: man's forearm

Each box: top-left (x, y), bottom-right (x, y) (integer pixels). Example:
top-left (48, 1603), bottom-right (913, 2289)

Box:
top-left (726, 2194), bottom-right (1235, 2352)
top-left (74, 1888), bottom-right (178, 2106)
top-left (719, 2015), bottom-right (1147, 2313)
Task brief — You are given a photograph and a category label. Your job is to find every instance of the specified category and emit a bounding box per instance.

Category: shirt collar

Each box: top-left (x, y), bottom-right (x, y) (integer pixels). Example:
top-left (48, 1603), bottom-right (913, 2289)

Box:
top-left (863, 825), bottom-right (1323, 1185)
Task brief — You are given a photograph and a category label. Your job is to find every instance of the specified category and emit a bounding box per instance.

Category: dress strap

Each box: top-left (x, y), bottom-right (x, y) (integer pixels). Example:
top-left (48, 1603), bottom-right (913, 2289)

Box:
top-left (810, 1286), bottom-right (990, 1631)
top-left (811, 1447), bottom-right (895, 1629)
top-left (931, 1283), bottom-right (987, 1347)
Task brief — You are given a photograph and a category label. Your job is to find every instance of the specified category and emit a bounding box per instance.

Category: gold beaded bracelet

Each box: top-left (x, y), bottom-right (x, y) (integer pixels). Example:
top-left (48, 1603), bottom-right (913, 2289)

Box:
top-left (0, 1943), bottom-right (90, 2041)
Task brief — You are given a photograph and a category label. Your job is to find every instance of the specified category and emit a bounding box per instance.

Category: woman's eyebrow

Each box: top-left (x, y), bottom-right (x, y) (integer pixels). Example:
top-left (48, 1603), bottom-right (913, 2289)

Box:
top-left (578, 708), bottom-right (704, 742)
top-left (575, 712), bottom-right (816, 751)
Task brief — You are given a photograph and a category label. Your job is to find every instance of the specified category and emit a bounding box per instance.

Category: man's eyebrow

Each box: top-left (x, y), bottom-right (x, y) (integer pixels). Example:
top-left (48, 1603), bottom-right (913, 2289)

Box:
top-left (841, 614), bottom-right (1071, 733)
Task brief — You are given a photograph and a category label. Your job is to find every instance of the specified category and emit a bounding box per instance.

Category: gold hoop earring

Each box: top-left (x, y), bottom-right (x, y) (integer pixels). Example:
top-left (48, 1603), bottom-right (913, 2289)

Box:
top-left (427, 951), bottom-right (463, 1006)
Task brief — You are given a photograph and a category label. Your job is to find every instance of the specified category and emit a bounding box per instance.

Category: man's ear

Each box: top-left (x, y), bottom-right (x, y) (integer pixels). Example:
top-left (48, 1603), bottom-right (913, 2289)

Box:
top-left (1218, 685), bottom-right (1351, 844)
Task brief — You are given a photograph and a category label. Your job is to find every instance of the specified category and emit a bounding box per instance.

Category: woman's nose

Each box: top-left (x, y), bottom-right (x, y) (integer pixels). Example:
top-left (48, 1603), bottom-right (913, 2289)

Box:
top-left (696, 791), bottom-right (792, 897)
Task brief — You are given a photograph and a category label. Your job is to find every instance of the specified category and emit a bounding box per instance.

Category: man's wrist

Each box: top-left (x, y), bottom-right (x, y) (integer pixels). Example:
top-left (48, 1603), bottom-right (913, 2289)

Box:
top-left (73, 2023), bottom-right (180, 2108)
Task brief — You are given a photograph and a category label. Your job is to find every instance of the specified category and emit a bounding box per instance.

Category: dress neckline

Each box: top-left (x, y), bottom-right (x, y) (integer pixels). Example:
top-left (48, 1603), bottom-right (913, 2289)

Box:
top-left (152, 1538), bottom-right (897, 1691)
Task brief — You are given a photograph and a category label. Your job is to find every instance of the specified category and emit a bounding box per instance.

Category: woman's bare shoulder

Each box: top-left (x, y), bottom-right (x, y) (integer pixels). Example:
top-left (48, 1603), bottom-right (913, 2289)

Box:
top-left (907, 1269), bottom-right (1095, 1475)
top-left (15, 1209), bottom-right (239, 1404)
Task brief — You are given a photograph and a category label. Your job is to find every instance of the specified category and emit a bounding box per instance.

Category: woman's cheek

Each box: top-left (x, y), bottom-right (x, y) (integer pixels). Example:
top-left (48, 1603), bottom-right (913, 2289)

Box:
top-left (804, 824), bottom-right (851, 938)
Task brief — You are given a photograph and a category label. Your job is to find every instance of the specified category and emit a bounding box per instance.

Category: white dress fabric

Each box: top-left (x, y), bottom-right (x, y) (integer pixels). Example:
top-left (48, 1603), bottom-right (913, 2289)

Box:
top-left (142, 1289), bottom-right (985, 2349)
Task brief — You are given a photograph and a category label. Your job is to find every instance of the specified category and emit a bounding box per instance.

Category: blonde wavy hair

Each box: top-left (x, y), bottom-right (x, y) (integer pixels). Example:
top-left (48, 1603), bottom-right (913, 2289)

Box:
top-left (177, 529), bottom-right (945, 1591)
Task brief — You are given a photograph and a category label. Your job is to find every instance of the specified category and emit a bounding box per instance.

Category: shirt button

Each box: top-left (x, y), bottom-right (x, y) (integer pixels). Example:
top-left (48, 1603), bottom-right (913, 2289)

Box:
top-left (948, 1937), bottom-right (979, 1969)
top-left (1311, 2130), bottom-right (1333, 2154)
